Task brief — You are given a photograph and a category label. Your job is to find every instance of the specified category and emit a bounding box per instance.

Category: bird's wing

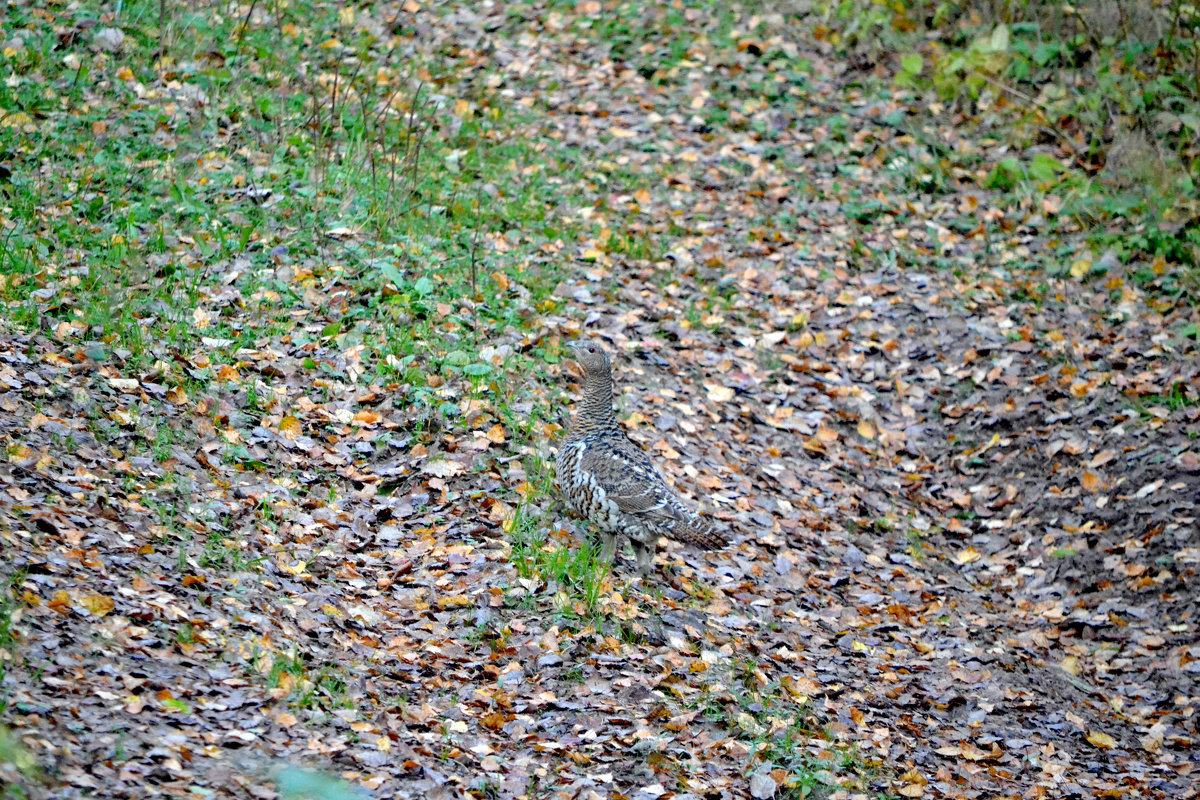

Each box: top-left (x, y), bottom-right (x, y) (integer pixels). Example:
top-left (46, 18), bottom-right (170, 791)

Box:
top-left (579, 437), bottom-right (727, 549)
top-left (578, 438), bottom-right (670, 515)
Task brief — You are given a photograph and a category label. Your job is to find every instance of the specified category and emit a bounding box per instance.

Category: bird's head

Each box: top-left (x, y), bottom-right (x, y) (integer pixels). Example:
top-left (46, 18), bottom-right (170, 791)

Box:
top-left (566, 339), bottom-right (610, 377)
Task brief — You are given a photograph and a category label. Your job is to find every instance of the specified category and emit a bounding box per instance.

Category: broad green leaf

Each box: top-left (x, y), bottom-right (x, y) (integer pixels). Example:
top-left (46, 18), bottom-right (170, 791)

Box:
top-left (378, 262), bottom-right (406, 288)
top-left (443, 350), bottom-right (471, 367)
top-left (1029, 153), bottom-right (1064, 182)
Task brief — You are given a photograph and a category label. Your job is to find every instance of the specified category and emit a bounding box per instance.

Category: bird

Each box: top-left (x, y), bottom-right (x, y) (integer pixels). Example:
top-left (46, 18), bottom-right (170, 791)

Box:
top-left (556, 339), bottom-right (726, 575)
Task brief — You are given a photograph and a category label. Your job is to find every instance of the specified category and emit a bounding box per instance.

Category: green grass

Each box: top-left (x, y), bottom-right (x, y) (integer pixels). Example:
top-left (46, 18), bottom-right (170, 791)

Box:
top-left (0, 576), bottom-right (18, 712)
top-left (813, 0), bottom-right (1200, 294)
top-left (1, 0), bottom-right (581, 407)
top-left (262, 650), bottom-right (354, 712)
top-left (508, 499), bottom-right (609, 619)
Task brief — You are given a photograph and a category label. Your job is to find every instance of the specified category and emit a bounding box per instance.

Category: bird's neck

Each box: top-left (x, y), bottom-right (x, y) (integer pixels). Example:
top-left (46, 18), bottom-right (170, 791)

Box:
top-left (577, 371), bottom-right (617, 432)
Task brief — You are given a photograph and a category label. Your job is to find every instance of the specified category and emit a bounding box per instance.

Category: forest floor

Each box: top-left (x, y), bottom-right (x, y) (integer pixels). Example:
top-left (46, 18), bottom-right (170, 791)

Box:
top-left (1, 2), bottom-right (1198, 799)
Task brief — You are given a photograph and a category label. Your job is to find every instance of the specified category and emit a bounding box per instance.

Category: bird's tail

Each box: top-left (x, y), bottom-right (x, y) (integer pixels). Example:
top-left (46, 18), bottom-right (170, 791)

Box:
top-left (670, 512), bottom-right (727, 550)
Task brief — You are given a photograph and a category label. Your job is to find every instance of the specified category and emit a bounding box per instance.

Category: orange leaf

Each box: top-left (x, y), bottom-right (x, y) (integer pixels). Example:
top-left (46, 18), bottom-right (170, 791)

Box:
top-left (354, 409), bottom-right (382, 427)
top-left (48, 590), bottom-right (71, 615)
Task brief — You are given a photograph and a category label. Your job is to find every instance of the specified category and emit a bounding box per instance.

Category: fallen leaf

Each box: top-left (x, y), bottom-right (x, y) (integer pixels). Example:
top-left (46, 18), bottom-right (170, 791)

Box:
top-left (955, 547), bottom-right (981, 564)
top-left (79, 594), bottom-right (114, 617)
top-left (749, 769), bottom-right (777, 799)
top-left (423, 459), bottom-right (464, 478)
top-left (706, 384), bottom-right (735, 403)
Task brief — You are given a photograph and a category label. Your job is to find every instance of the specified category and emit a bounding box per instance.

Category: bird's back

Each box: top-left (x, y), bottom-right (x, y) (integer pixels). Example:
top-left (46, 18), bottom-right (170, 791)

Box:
top-left (562, 424), bottom-right (724, 550)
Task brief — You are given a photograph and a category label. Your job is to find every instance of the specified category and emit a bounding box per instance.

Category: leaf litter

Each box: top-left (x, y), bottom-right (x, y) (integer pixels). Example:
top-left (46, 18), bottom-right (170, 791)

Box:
top-left (1, 1), bottom-right (1198, 799)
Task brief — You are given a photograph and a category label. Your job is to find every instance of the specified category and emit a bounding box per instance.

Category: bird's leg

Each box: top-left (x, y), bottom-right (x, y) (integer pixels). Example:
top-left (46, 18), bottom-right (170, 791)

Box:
top-left (633, 540), bottom-right (655, 576)
top-left (597, 531), bottom-right (618, 564)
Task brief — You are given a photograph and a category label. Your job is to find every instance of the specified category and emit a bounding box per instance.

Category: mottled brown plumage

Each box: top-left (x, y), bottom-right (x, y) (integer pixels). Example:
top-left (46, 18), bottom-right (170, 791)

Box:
top-left (556, 340), bottom-right (725, 574)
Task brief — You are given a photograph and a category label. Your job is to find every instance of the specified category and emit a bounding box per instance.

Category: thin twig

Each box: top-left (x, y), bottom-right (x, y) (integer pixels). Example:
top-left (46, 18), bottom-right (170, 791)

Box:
top-left (236, 0), bottom-right (259, 43)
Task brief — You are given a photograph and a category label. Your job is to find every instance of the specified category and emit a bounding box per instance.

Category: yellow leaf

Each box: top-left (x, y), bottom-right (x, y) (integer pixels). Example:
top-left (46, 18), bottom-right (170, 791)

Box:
top-left (486, 424), bottom-right (506, 444)
top-left (454, 98), bottom-right (471, 118)
top-left (278, 558), bottom-right (308, 576)
top-left (79, 594), bottom-right (114, 617)
top-left (1070, 258), bottom-right (1091, 279)
top-left (1085, 729), bottom-right (1116, 749)
top-left (856, 419), bottom-right (876, 440)
top-left (279, 416), bottom-right (302, 439)
top-left (0, 111), bottom-right (32, 128)
top-left (622, 411), bottom-right (647, 428)
top-left (955, 546), bottom-right (981, 564)
top-left (7, 444), bottom-right (32, 464)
